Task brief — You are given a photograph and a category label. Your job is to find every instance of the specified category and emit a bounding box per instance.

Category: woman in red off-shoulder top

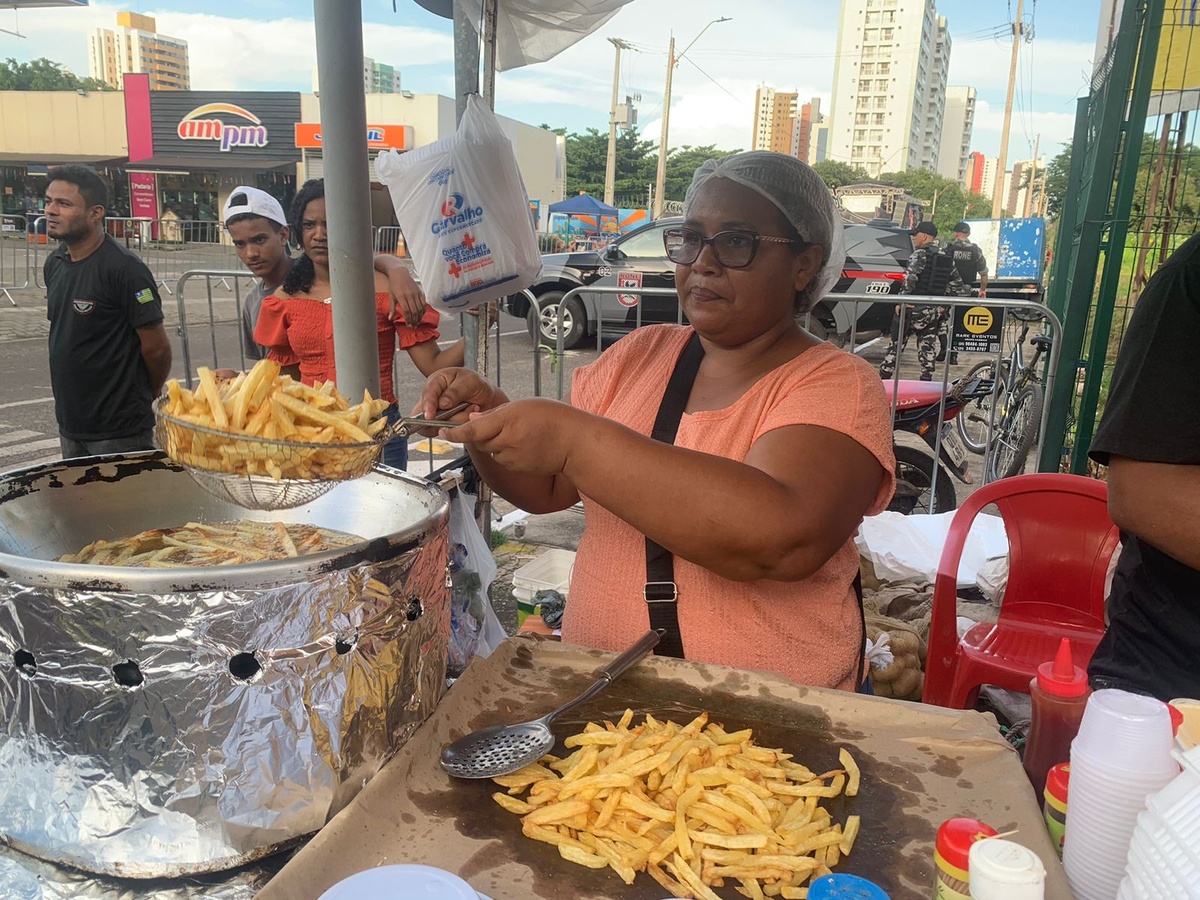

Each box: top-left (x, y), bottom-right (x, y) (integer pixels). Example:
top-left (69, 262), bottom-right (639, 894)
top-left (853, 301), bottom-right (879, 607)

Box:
top-left (255, 179), bottom-right (464, 469)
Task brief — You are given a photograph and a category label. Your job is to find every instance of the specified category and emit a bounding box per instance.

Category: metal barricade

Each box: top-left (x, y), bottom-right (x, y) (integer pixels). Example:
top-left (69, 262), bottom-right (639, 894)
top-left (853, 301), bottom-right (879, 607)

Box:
top-left (174, 269), bottom-right (257, 389)
top-left (527, 285), bottom-right (1062, 513)
top-left (373, 226), bottom-right (405, 256)
top-left (30, 217), bottom-right (47, 289)
top-left (0, 215), bottom-right (30, 305)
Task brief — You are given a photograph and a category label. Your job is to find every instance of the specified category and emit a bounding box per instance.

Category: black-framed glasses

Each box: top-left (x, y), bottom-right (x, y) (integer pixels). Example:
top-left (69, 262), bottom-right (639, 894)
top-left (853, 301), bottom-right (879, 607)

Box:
top-left (662, 227), bottom-right (800, 269)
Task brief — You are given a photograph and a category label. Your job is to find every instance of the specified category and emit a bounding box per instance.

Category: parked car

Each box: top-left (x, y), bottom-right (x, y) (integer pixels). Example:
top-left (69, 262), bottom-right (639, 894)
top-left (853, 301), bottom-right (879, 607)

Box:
top-left (504, 219), bottom-right (917, 349)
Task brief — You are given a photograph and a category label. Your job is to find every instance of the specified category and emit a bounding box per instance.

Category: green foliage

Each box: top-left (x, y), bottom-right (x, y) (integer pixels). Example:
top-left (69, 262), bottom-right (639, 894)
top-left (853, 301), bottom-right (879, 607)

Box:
top-left (1042, 143), bottom-right (1072, 220)
top-left (0, 57), bottom-right (112, 92)
top-left (811, 160), bottom-right (870, 189)
top-left (878, 168), bottom-right (992, 232)
top-left (560, 128), bottom-right (739, 205)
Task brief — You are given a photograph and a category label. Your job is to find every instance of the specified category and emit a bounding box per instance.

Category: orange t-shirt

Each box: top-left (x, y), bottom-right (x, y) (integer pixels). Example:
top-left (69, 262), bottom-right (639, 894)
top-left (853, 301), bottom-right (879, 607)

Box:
top-left (562, 325), bottom-right (896, 690)
top-left (254, 293), bottom-right (440, 404)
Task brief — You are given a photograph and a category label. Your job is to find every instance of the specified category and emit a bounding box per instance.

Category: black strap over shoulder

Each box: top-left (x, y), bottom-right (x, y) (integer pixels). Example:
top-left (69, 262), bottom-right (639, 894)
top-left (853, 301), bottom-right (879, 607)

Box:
top-left (645, 332), bottom-right (704, 658)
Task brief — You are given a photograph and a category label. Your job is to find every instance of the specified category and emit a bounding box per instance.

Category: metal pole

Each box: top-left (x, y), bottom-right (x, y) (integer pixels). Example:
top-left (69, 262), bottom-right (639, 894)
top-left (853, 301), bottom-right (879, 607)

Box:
top-left (314, 0), bottom-right (379, 400)
top-left (653, 35), bottom-right (675, 220)
top-left (453, 0), bottom-right (480, 126)
top-left (992, 0), bottom-right (1024, 218)
top-left (604, 38), bottom-right (628, 206)
top-left (1023, 133), bottom-right (1040, 218)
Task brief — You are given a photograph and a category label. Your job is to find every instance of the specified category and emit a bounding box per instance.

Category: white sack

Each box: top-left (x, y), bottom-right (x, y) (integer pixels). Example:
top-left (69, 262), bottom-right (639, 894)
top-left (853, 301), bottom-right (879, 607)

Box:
top-left (855, 510), bottom-right (1008, 588)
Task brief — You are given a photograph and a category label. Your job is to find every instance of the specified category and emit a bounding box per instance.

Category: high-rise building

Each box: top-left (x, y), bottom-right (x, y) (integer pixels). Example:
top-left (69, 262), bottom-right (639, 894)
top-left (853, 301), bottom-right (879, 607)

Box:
top-left (751, 86), bottom-right (798, 154)
top-left (312, 57), bottom-right (404, 94)
top-left (810, 121), bottom-right (830, 164)
top-left (1005, 157), bottom-right (1046, 217)
top-left (965, 150), bottom-right (986, 195)
top-left (89, 12), bottom-right (190, 91)
top-left (828, 0), bottom-right (951, 178)
top-left (793, 98), bottom-right (824, 163)
top-left (937, 86), bottom-right (976, 185)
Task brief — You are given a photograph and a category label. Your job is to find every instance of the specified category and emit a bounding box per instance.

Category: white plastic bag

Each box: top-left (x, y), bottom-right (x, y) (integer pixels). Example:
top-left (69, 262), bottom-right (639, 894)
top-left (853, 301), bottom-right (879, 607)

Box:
top-left (855, 510), bottom-right (1008, 588)
top-left (375, 94), bottom-right (542, 314)
top-left (447, 487), bottom-right (506, 675)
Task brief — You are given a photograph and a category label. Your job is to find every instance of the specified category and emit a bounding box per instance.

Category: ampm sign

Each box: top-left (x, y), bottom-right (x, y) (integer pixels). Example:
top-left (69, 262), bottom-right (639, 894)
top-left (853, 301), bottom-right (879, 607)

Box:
top-left (178, 103), bottom-right (269, 152)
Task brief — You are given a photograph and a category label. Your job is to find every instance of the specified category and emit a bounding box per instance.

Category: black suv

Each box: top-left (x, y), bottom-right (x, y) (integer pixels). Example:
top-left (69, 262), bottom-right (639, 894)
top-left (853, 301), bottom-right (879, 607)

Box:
top-left (505, 219), bottom-right (915, 349)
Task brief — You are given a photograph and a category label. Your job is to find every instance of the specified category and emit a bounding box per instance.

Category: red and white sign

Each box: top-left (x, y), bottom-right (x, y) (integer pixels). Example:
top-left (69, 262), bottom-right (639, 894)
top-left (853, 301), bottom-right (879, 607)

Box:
top-left (617, 270), bottom-right (643, 307)
top-left (128, 171), bottom-right (160, 222)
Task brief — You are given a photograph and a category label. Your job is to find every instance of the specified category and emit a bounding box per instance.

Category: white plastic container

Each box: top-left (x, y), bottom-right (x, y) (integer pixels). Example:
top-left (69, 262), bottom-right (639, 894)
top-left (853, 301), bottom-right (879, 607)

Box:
top-left (1064, 690), bottom-right (1180, 900)
top-left (1118, 745), bottom-right (1200, 900)
top-left (968, 838), bottom-right (1046, 899)
top-left (318, 864), bottom-right (489, 900)
top-left (512, 548), bottom-right (575, 623)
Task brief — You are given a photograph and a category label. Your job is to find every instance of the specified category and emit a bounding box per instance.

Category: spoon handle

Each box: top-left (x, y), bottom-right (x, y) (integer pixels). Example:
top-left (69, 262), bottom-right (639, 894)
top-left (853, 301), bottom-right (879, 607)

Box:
top-left (544, 629), bottom-right (663, 726)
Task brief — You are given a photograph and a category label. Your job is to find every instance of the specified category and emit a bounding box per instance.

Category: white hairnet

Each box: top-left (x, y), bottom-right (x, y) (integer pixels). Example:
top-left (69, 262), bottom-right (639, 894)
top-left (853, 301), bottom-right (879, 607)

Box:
top-left (683, 151), bottom-right (846, 313)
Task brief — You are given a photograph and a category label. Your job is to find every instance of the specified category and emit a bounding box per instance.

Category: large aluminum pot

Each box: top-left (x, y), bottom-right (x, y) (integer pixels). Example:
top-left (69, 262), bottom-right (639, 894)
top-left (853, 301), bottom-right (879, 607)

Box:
top-left (0, 452), bottom-right (451, 878)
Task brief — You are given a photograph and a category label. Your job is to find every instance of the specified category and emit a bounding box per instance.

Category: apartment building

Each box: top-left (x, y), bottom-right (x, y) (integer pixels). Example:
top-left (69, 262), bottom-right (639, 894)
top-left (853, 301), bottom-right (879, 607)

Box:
top-left (88, 12), bottom-right (189, 92)
top-left (937, 85), bottom-right (976, 185)
top-left (312, 57), bottom-right (406, 95)
top-left (828, 0), bottom-right (950, 178)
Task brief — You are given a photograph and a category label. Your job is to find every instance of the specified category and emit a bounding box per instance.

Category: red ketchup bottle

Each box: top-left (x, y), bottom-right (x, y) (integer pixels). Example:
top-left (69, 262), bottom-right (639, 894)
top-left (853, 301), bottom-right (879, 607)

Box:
top-left (1023, 637), bottom-right (1090, 802)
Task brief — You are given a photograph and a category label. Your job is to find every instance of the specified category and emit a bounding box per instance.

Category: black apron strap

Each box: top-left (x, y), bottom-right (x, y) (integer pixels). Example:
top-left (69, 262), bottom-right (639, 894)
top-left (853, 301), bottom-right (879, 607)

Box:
top-left (853, 570), bottom-right (868, 691)
top-left (645, 332), bottom-right (704, 658)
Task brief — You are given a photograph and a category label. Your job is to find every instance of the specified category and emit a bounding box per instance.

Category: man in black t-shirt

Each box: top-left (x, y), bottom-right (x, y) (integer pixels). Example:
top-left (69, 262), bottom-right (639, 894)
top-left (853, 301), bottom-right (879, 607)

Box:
top-left (1088, 232), bottom-right (1200, 701)
top-left (43, 166), bottom-right (173, 458)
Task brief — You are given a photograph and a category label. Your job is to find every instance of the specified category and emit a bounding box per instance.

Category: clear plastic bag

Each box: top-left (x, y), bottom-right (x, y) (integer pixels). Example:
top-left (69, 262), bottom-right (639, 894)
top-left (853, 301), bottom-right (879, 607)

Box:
top-left (375, 94), bottom-right (542, 314)
top-left (447, 487), bottom-right (506, 675)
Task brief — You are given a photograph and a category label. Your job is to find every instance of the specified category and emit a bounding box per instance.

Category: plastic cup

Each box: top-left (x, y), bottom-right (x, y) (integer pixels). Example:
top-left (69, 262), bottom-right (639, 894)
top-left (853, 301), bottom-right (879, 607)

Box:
top-left (318, 864), bottom-right (482, 900)
top-left (967, 839), bottom-right (1046, 899)
top-left (1073, 690), bottom-right (1175, 773)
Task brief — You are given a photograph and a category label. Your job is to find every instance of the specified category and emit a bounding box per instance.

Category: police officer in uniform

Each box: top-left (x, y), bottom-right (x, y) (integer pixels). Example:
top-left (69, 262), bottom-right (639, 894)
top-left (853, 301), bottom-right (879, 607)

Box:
top-left (937, 221), bottom-right (990, 365)
top-left (879, 221), bottom-right (969, 382)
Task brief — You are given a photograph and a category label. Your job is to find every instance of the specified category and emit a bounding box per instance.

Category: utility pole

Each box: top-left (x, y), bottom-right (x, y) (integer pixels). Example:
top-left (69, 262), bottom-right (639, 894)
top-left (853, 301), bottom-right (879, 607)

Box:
top-left (654, 18), bottom-right (730, 219)
top-left (1023, 132), bottom-right (1041, 218)
top-left (992, 0), bottom-right (1024, 218)
top-left (653, 35), bottom-right (676, 220)
top-left (605, 38), bottom-right (632, 206)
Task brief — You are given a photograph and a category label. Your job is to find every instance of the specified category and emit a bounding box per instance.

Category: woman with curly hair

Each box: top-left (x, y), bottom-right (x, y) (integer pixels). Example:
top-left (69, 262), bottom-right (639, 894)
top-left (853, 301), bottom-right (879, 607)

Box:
top-left (255, 179), bottom-right (464, 469)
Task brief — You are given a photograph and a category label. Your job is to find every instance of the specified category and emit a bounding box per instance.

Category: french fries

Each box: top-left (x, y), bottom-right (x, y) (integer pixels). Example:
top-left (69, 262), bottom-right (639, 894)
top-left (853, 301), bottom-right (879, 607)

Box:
top-left (157, 359), bottom-right (392, 482)
top-left (58, 520), bottom-right (360, 567)
top-left (491, 711), bottom-right (862, 898)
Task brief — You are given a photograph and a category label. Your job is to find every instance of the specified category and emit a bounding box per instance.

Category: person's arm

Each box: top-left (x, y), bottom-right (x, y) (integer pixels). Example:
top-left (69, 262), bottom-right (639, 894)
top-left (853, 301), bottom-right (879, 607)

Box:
top-left (136, 323), bottom-right (172, 395)
top-left (976, 247), bottom-right (989, 296)
top-left (902, 247), bottom-right (926, 293)
top-left (440, 399), bottom-right (885, 583)
top-left (1106, 456), bottom-right (1200, 570)
top-left (373, 255), bottom-right (426, 326)
top-left (416, 368), bottom-right (578, 513)
top-left (406, 336), bottom-right (466, 377)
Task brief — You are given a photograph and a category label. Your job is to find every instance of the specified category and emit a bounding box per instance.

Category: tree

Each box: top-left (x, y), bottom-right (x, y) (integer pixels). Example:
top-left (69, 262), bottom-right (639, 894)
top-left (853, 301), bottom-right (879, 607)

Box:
top-left (0, 57), bottom-right (112, 92)
top-left (812, 160), bottom-right (870, 189)
top-left (662, 144), bottom-right (740, 203)
top-left (878, 168), bottom-right (991, 232)
top-left (1042, 143), bottom-right (1072, 220)
top-left (562, 128), bottom-right (658, 201)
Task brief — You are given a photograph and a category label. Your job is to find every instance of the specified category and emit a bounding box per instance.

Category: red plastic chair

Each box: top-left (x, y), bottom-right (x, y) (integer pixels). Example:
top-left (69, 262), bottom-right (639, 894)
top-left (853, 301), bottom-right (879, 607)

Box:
top-left (922, 473), bottom-right (1120, 709)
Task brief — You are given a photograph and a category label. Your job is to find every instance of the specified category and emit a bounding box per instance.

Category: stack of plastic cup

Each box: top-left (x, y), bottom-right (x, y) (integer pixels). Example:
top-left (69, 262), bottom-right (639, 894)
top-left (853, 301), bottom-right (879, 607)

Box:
top-left (1063, 689), bottom-right (1180, 900)
top-left (1118, 744), bottom-right (1200, 899)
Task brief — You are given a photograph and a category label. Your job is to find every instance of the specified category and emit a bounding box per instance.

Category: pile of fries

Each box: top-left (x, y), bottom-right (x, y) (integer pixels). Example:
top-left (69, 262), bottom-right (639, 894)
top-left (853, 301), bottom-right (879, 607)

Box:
top-left (156, 359), bottom-right (391, 482)
top-left (491, 710), bottom-right (862, 899)
top-left (59, 521), bottom-right (361, 567)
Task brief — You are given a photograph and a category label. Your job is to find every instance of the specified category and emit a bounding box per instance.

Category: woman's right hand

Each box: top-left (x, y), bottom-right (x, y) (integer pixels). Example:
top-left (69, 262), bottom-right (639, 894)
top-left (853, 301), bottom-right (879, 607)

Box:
top-left (414, 368), bottom-right (506, 432)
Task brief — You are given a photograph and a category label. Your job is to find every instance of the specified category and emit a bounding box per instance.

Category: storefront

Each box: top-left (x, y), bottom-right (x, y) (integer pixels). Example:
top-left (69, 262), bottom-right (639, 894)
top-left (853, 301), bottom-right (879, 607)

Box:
top-left (124, 76), bottom-right (301, 236)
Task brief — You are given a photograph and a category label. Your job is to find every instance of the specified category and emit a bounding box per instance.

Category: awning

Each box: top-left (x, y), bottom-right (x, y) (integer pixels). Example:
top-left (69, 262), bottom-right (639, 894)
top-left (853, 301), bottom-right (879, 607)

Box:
top-left (123, 156), bottom-right (299, 172)
top-left (0, 153), bottom-right (127, 166)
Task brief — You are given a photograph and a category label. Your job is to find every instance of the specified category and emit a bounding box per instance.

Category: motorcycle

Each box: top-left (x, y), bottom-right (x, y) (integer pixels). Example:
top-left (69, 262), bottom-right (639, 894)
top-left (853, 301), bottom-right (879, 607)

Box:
top-left (884, 375), bottom-right (996, 515)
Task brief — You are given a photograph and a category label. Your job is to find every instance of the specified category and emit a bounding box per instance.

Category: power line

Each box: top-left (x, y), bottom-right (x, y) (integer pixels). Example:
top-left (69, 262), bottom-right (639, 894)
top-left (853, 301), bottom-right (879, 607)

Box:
top-left (682, 56), bottom-right (743, 104)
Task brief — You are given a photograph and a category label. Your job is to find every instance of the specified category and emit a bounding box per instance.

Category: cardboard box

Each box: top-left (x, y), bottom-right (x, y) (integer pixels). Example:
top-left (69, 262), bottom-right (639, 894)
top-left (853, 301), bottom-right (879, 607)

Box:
top-left (261, 637), bottom-right (1070, 899)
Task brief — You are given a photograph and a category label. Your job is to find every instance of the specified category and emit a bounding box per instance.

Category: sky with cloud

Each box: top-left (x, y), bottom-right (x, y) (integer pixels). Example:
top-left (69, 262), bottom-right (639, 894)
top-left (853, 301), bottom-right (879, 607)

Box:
top-left (0, 0), bottom-right (1100, 164)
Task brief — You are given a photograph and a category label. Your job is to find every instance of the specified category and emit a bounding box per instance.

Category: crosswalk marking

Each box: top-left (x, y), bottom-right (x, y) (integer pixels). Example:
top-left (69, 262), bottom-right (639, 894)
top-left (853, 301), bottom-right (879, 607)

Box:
top-left (0, 429), bottom-right (40, 447)
top-left (0, 438), bottom-right (60, 460)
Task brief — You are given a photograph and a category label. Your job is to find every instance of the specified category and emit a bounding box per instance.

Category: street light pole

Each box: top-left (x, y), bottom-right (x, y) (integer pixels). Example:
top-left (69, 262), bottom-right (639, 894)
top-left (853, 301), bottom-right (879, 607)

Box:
top-left (992, 0), bottom-right (1025, 218)
top-left (605, 38), bottom-right (632, 207)
top-left (653, 18), bottom-right (730, 219)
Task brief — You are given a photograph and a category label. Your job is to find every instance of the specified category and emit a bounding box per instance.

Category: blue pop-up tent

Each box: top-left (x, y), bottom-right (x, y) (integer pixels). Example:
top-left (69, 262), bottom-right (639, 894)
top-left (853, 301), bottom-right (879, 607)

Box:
top-left (548, 193), bottom-right (619, 218)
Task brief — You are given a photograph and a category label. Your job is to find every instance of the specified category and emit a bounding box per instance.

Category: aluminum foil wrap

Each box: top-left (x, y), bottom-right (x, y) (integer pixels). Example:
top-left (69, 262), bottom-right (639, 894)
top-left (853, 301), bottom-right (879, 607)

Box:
top-left (0, 454), bottom-right (451, 880)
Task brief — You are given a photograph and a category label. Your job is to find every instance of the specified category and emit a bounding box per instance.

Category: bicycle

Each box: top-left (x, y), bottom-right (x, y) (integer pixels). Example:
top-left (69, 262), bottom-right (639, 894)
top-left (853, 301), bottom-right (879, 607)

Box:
top-left (955, 308), bottom-right (1053, 482)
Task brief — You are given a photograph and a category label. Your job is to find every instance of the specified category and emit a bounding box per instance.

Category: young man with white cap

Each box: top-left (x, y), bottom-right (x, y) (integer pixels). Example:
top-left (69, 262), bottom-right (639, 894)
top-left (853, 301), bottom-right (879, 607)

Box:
top-left (221, 186), bottom-right (428, 364)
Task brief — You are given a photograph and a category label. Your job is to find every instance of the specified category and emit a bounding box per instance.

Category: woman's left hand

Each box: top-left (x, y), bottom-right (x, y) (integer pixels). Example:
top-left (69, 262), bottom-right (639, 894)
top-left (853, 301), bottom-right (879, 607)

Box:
top-left (385, 266), bottom-right (428, 326)
top-left (441, 398), bottom-right (580, 476)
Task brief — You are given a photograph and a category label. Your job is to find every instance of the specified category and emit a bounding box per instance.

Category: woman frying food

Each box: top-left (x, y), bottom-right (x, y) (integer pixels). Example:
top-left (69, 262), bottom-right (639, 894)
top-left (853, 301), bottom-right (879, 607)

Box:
top-left (419, 152), bottom-right (896, 690)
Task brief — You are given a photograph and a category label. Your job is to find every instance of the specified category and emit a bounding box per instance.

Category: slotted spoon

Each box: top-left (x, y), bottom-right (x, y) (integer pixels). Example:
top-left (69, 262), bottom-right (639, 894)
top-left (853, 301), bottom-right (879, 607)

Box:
top-left (440, 629), bottom-right (663, 779)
